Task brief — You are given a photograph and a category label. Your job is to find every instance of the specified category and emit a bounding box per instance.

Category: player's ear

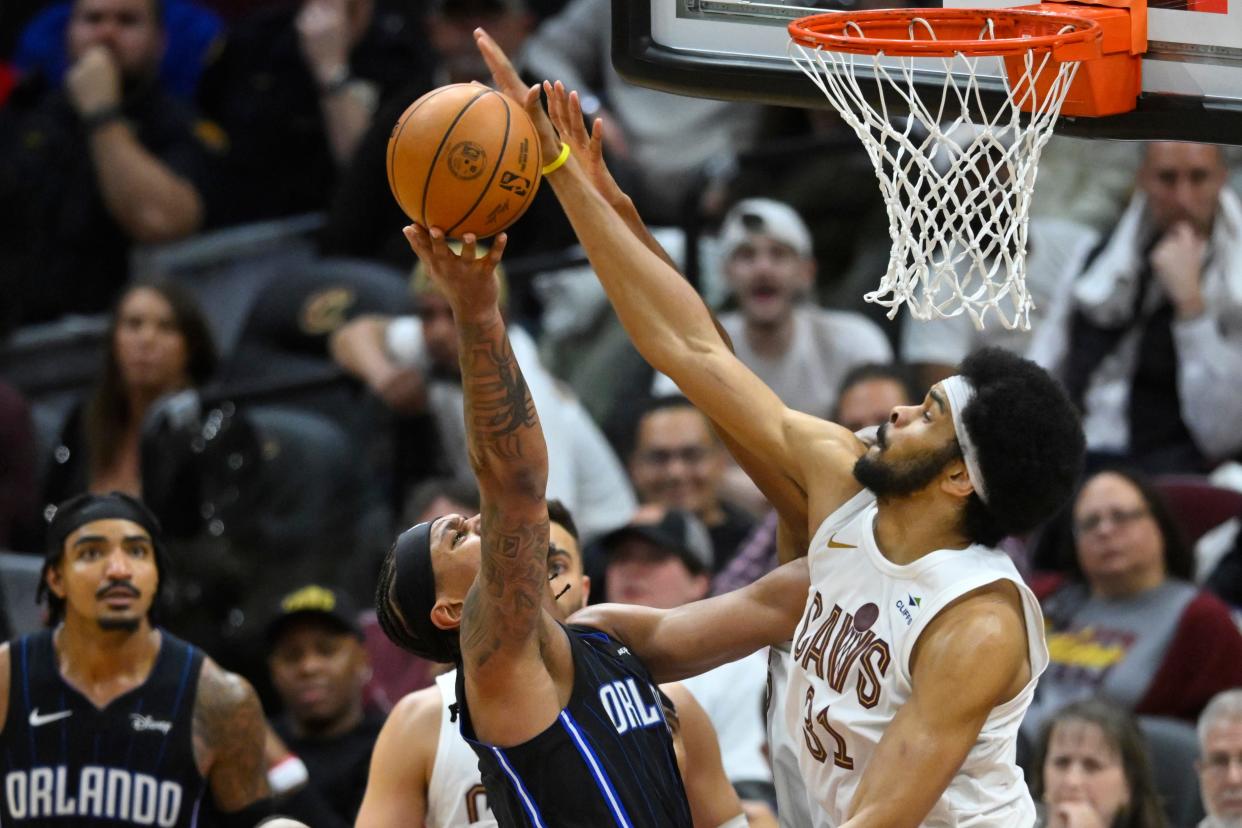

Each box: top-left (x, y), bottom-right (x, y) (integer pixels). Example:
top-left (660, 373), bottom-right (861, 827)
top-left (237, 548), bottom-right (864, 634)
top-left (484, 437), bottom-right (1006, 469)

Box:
top-left (430, 598), bottom-right (464, 632)
top-left (940, 459), bottom-right (976, 500)
top-left (580, 575), bottom-right (591, 606)
top-left (45, 563), bottom-right (67, 601)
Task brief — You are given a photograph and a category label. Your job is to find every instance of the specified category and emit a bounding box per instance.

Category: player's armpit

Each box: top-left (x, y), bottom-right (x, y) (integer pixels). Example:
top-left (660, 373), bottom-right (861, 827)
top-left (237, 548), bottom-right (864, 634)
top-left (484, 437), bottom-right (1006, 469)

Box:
top-left (355, 689), bottom-right (437, 827)
top-left (571, 558), bottom-right (810, 683)
top-left (193, 659), bottom-right (271, 813)
top-left (841, 584), bottom-right (1029, 828)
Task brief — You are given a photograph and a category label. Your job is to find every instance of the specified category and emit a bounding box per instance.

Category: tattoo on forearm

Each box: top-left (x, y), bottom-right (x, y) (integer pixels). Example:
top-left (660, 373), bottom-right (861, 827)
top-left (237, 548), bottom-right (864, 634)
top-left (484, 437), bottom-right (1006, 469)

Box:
top-left (455, 312), bottom-right (550, 668)
top-left (460, 318), bottom-right (538, 464)
top-left (461, 508), bottom-right (551, 670)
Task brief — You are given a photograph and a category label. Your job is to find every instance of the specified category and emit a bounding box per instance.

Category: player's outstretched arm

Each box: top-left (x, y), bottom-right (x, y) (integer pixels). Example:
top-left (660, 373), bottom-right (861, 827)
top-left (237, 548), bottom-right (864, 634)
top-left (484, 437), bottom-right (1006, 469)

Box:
top-left (543, 77), bottom-right (814, 534)
top-left (475, 28), bottom-right (861, 516)
top-left (402, 226), bottom-right (563, 738)
top-left (193, 659), bottom-right (271, 815)
top-left (354, 689), bottom-right (437, 827)
top-left (839, 583), bottom-right (1029, 828)
top-left (572, 558), bottom-right (810, 683)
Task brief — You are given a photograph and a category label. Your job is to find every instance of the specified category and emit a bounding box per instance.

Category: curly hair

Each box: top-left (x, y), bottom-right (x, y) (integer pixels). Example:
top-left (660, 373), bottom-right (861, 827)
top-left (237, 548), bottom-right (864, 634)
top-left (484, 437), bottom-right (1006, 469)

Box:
top-left (958, 348), bottom-right (1085, 546)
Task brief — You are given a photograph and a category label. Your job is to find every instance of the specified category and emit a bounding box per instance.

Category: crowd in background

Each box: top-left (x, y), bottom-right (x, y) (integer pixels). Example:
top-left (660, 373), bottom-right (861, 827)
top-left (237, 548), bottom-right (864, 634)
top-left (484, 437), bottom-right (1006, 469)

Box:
top-left (3, 0), bottom-right (1242, 825)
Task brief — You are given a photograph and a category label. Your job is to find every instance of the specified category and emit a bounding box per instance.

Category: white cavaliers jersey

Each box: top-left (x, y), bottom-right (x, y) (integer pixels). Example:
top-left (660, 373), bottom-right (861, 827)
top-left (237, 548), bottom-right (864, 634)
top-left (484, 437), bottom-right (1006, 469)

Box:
top-left (767, 642), bottom-right (831, 828)
top-left (782, 490), bottom-right (1048, 827)
top-left (426, 670), bottom-right (497, 828)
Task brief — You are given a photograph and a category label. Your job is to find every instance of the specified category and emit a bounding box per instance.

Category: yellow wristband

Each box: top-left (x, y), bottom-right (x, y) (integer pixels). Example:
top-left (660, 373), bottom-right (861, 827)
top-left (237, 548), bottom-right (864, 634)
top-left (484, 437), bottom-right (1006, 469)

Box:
top-left (541, 142), bottom-right (571, 176)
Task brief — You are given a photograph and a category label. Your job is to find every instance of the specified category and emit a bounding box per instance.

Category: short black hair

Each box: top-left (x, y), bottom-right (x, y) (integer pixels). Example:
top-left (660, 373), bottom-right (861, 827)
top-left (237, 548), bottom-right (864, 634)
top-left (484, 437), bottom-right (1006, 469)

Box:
top-left (622, 395), bottom-right (715, 460)
top-left (834, 362), bottom-right (920, 414)
top-left (546, 499), bottom-right (578, 545)
top-left (957, 348), bottom-right (1085, 546)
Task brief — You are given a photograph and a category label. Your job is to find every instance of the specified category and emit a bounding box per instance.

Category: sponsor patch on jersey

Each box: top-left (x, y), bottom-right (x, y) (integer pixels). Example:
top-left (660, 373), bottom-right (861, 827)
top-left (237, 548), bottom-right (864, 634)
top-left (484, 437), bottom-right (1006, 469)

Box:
top-left (130, 714), bottom-right (172, 734)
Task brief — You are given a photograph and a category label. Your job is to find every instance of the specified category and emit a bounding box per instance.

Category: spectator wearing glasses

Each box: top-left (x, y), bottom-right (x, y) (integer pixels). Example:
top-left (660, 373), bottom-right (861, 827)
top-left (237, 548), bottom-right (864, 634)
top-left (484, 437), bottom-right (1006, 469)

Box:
top-left (625, 396), bottom-right (755, 572)
top-left (1024, 468), bottom-right (1242, 740)
top-left (1198, 689), bottom-right (1242, 828)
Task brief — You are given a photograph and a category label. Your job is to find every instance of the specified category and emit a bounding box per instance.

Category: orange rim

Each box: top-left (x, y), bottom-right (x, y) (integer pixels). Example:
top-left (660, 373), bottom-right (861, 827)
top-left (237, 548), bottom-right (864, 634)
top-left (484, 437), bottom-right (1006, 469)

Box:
top-left (789, 9), bottom-right (1100, 57)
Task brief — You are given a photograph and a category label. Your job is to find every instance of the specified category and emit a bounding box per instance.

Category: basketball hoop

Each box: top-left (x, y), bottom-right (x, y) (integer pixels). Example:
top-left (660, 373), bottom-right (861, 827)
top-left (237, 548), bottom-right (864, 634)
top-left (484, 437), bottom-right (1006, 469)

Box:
top-left (789, 1), bottom-right (1144, 330)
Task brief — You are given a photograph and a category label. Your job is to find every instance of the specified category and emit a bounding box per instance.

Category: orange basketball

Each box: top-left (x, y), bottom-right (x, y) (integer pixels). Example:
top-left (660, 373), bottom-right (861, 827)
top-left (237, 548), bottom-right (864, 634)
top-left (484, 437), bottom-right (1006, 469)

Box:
top-left (386, 84), bottom-right (543, 240)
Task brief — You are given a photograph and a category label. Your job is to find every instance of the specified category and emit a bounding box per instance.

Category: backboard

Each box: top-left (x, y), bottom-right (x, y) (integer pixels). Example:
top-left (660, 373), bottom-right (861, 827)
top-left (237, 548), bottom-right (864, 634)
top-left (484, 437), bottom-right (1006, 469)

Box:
top-left (612, 0), bottom-right (1242, 142)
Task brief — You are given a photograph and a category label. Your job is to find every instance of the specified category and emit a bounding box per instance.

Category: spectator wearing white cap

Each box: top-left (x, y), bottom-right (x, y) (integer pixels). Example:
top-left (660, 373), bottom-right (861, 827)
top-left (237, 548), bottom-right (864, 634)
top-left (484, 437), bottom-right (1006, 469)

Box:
top-left (655, 198), bottom-right (893, 420)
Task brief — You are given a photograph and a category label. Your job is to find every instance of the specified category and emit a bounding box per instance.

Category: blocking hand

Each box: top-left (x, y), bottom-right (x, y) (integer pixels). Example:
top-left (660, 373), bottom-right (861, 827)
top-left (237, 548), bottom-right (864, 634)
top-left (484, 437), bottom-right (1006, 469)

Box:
top-left (543, 80), bottom-right (626, 204)
top-left (402, 225), bottom-right (507, 321)
top-left (473, 28), bottom-right (563, 169)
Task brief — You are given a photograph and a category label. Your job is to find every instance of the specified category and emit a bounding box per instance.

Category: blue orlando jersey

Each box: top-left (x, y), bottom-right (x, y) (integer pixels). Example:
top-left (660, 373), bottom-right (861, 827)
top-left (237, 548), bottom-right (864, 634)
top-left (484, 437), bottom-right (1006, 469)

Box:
top-left (0, 629), bottom-right (208, 826)
top-left (455, 625), bottom-right (693, 828)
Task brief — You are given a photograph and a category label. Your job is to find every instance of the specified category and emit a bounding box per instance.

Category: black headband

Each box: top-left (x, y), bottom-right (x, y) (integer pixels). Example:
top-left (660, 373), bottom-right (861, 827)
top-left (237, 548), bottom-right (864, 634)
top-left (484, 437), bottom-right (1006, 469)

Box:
top-left (46, 492), bottom-right (162, 562)
top-left (40, 492), bottom-right (165, 615)
top-left (389, 521), bottom-right (460, 663)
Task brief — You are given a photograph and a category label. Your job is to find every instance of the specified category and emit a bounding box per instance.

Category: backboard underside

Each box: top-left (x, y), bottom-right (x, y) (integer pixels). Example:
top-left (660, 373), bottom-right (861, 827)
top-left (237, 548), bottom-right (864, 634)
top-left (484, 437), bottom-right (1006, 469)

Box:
top-left (612, 0), bottom-right (1242, 142)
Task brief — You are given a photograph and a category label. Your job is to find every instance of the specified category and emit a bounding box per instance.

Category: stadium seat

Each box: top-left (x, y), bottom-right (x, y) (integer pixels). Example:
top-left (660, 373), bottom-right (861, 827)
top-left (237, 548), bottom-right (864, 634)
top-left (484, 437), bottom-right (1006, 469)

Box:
top-left (1138, 715), bottom-right (1206, 827)
top-left (1155, 475), bottom-right (1242, 547)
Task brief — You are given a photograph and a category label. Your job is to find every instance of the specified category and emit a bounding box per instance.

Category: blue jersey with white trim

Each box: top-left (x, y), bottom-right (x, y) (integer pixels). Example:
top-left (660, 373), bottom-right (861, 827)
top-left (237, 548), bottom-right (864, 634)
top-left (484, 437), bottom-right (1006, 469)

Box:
top-left (455, 625), bottom-right (693, 828)
top-left (0, 628), bottom-right (208, 826)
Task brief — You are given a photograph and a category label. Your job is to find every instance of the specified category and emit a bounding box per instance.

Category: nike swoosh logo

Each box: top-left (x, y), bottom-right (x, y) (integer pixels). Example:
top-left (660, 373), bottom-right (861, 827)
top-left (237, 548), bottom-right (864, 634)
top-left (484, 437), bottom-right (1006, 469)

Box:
top-left (29, 708), bottom-right (73, 727)
top-left (827, 533), bottom-right (856, 549)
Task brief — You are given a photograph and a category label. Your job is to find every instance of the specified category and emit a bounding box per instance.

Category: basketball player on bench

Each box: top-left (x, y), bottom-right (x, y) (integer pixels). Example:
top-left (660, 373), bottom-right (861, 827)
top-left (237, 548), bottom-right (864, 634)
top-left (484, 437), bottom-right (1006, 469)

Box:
top-left (477, 29), bottom-right (1087, 826)
top-left (373, 226), bottom-right (748, 826)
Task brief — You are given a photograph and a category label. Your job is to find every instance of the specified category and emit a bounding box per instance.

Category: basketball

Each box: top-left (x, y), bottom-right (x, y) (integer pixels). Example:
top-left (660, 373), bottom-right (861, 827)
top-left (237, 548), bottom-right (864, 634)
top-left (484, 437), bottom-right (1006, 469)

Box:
top-left (387, 84), bottom-right (543, 240)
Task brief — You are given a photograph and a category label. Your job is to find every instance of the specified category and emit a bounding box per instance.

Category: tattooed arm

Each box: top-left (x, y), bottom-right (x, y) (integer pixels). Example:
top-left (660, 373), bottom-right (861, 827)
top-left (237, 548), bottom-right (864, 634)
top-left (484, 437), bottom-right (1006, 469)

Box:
top-left (192, 658), bottom-right (271, 814)
top-left (402, 225), bottom-right (566, 746)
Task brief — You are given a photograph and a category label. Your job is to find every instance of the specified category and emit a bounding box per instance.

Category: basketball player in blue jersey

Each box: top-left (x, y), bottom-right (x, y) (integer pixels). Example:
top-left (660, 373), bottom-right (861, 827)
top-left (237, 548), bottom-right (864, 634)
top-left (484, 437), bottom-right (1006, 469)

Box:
top-left (476, 31), bottom-right (1088, 827)
top-left (373, 225), bottom-right (742, 827)
top-left (0, 492), bottom-right (274, 827)
top-left (359, 500), bottom-right (746, 828)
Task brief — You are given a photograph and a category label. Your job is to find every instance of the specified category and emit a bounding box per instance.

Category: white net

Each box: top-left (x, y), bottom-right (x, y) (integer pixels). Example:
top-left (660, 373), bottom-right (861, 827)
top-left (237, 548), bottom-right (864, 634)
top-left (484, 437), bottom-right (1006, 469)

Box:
top-left (791, 18), bottom-right (1082, 330)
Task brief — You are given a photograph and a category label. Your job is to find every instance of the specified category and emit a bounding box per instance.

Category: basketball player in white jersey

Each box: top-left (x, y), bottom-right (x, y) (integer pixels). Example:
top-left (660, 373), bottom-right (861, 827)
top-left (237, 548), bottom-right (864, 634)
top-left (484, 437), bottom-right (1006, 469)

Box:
top-left (355, 501), bottom-right (747, 828)
top-left (476, 31), bottom-right (1087, 826)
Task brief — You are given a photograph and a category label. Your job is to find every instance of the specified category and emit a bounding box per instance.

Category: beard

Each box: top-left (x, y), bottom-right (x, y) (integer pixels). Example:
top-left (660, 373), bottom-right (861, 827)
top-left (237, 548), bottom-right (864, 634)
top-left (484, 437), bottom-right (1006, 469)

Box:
top-left (853, 434), bottom-right (961, 498)
top-left (97, 616), bottom-right (141, 632)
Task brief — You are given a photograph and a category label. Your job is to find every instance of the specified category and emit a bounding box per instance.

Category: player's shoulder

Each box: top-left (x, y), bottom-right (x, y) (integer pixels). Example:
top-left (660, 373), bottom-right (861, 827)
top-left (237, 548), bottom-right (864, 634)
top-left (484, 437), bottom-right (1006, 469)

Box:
top-left (915, 581), bottom-right (1028, 667)
top-left (388, 683), bottom-right (447, 736)
top-left (193, 657), bottom-right (263, 739)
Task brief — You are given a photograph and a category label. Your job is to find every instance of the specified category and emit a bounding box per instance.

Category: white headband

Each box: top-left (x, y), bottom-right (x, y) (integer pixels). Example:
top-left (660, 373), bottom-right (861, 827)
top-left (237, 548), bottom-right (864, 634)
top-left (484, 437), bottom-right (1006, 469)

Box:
top-left (941, 375), bottom-right (989, 505)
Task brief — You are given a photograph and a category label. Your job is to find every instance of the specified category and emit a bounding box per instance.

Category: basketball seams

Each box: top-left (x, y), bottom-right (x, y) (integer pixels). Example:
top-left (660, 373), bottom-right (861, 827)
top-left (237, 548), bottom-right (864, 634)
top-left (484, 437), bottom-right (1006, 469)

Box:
top-left (446, 91), bottom-right (512, 238)
top-left (420, 87), bottom-right (493, 230)
top-left (387, 85), bottom-right (458, 225)
top-left (387, 83), bottom-right (542, 239)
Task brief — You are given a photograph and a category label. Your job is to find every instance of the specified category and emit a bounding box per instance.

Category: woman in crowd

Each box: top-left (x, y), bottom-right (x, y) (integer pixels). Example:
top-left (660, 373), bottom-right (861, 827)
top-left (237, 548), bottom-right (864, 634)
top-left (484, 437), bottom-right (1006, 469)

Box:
top-left (1031, 698), bottom-right (1166, 828)
top-left (43, 280), bottom-right (217, 507)
top-left (1026, 467), bottom-right (1242, 737)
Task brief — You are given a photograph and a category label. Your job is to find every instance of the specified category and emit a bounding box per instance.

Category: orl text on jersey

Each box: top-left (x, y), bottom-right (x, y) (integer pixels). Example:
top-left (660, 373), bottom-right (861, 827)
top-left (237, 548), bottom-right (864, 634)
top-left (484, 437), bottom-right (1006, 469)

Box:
top-left (598, 679), bottom-right (663, 735)
top-left (6, 766), bottom-right (182, 825)
top-left (792, 592), bottom-right (893, 770)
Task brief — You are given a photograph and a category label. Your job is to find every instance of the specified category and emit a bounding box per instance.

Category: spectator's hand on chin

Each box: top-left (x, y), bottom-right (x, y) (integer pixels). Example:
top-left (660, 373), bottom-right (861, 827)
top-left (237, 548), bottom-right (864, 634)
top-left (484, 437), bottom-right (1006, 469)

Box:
top-left (1151, 221), bottom-right (1207, 320)
top-left (1049, 801), bottom-right (1109, 828)
top-left (67, 45), bottom-right (121, 117)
